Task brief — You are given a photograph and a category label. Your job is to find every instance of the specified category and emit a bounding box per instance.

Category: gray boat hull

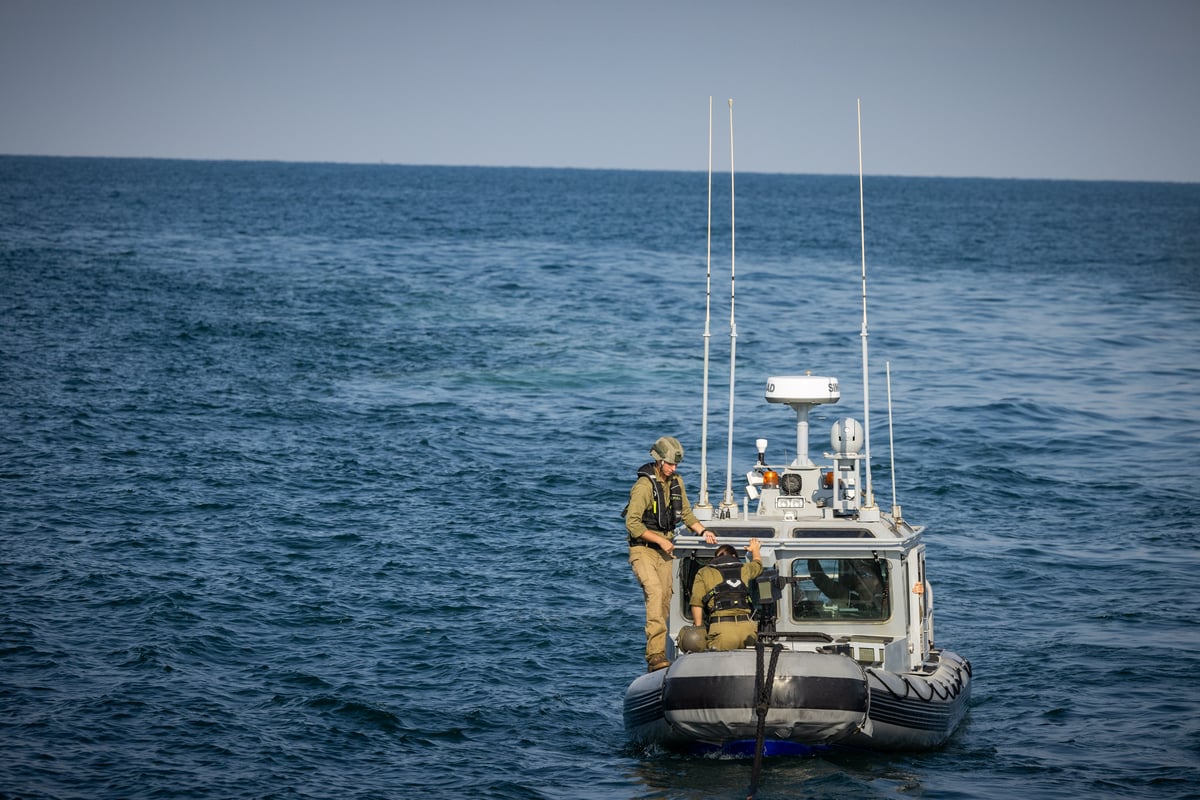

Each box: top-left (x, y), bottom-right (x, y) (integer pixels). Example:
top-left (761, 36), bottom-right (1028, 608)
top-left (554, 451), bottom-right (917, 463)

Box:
top-left (624, 648), bottom-right (970, 752)
top-left (850, 649), bottom-right (972, 750)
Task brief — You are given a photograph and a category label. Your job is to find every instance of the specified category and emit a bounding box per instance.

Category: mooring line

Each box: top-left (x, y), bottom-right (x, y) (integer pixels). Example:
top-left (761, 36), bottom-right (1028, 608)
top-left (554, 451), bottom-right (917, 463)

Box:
top-left (747, 640), bottom-right (783, 799)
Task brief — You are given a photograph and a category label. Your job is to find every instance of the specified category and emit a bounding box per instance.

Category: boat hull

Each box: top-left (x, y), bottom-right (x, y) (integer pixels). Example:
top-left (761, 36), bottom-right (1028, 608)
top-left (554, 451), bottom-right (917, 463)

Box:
top-left (849, 649), bottom-right (972, 750)
top-left (623, 649), bottom-right (971, 753)
top-left (624, 650), bottom-right (869, 749)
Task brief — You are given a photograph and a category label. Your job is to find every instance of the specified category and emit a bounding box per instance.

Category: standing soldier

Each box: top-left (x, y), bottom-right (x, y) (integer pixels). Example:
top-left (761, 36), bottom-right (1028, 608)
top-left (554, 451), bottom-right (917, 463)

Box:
top-left (625, 436), bottom-right (716, 672)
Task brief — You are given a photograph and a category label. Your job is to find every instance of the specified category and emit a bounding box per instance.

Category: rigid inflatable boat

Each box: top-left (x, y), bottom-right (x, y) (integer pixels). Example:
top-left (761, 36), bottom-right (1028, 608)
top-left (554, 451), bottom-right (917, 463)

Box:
top-left (623, 101), bottom-right (970, 756)
top-left (623, 378), bottom-right (972, 753)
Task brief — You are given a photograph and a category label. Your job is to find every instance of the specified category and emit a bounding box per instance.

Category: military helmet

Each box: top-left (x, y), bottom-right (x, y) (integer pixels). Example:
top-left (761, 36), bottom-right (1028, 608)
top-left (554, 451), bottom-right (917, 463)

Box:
top-left (651, 436), bottom-right (684, 464)
top-left (678, 625), bottom-right (707, 653)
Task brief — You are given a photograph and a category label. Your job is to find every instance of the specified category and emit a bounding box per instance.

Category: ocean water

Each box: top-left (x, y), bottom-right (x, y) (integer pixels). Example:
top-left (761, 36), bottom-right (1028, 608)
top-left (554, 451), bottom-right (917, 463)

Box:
top-left (2, 156), bottom-right (1198, 799)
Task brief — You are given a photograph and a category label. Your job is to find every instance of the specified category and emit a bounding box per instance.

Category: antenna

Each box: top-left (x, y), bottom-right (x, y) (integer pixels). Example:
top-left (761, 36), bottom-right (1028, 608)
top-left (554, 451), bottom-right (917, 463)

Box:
top-left (857, 98), bottom-right (876, 509)
top-left (721, 98), bottom-right (738, 514)
top-left (698, 97), bottom-right (714, 510)
top-left (886, 361), bottom-right (903, 523)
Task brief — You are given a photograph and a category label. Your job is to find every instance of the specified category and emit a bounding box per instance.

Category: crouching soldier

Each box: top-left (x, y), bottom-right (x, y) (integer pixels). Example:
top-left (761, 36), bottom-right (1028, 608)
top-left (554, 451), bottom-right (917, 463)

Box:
top-left (689, 539), bottom-right (763, 650)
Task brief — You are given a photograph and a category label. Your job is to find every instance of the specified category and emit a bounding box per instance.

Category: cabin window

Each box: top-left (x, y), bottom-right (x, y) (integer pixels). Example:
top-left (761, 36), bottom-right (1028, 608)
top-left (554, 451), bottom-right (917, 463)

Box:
top-left (789, 528), bottom-right (873, 539)
top-left (791, 557), bottom-right (890, 621)
top-left (709, 527), bottom-right (778, 538)
top-left (678, 555), bottom-right (703, 619)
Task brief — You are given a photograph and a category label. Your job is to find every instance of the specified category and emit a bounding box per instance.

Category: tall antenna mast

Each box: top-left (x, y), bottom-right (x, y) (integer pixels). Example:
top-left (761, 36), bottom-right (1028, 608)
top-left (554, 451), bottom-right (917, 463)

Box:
top-left (858, 98), bottom-right (876, 510)
top-left (886, 361), bottom-right (903, 524)
top-left (721, 98), bottom-right (738, 514)
top-left (698, 97), bottom-right (714, 510)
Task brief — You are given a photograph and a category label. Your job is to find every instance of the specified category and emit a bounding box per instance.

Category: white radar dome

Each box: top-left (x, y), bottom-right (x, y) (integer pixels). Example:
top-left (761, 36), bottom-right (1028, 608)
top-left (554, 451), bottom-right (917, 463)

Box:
top-left (765, 376), bottom-right (840, 405)
top-left (831, 417), bottom-right (864, 455)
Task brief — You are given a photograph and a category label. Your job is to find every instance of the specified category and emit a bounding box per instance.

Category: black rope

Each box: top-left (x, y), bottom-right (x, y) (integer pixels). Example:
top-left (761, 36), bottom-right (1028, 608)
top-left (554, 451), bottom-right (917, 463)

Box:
top-left (869, 663), bottom-right (968, 703)
top-left (747, 640), bottom-right (784, 800)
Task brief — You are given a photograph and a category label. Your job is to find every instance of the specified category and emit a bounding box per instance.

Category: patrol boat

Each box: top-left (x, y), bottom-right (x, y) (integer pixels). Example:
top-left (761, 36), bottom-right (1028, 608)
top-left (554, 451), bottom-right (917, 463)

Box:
top-left (622, 376), bottom-right (971, 753)
top-left (622, 99), bottom-right (970, 755)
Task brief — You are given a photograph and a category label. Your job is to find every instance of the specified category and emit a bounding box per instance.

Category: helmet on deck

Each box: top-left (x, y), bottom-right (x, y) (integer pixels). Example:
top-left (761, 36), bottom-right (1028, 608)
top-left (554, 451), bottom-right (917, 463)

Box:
top-left (678, 625), bottom-right (707, 653)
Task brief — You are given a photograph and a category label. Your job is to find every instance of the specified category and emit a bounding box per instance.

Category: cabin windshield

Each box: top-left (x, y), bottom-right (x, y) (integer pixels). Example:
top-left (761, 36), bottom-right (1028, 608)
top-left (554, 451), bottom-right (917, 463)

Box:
top-left (791, 557), bottom-right (890, 621)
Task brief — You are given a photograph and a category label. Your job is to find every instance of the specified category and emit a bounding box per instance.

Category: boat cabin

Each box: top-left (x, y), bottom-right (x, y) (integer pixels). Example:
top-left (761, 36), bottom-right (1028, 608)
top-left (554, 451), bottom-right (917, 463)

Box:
top-left (678, 375), bottom-right (937, 674)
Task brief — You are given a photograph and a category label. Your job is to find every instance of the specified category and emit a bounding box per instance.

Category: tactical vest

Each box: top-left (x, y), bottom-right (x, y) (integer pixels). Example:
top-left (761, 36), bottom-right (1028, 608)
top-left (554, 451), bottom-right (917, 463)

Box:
top-left (633, 462), bottom-right (683, 535)
top-left (703, 555), bottom-right (753, 614)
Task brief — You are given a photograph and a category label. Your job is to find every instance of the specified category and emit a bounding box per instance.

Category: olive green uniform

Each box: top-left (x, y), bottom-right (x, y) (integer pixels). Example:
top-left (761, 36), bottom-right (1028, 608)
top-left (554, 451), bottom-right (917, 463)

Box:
top-left (626, 472), bottom-right (700, 665)
top-left (689, 558), bottom-right (763, 651)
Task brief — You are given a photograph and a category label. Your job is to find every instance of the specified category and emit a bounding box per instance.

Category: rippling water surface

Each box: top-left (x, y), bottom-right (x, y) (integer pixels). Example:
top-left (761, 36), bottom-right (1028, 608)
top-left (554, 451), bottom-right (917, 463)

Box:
top-left (2, 157), bottom-right (1199, 799)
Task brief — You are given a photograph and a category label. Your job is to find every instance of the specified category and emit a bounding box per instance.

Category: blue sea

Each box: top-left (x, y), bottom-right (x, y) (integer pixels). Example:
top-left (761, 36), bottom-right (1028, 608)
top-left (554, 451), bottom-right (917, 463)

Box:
top-left (2, 156), bottom-right (1199, 799)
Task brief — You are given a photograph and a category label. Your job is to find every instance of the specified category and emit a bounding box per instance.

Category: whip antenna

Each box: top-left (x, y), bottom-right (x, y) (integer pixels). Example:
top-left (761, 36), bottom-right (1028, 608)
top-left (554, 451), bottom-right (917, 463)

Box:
top-left (857, 98), bottom-right (876, 509)
top-left (886, 361), bottom-right (903, 523)
top-left (698, 97), bottom-right (714, 509)
top-left (721, 98), bottom-right (738, 514)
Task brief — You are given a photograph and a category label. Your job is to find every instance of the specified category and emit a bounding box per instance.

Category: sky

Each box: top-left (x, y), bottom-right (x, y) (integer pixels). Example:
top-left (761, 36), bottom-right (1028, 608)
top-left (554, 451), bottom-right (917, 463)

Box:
top-left (1, 0), bottom-right (1197, 182)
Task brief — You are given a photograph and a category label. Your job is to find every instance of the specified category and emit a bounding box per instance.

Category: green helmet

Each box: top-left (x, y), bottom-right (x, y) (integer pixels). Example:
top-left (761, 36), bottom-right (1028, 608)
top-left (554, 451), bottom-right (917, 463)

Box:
top-left (651, 436), bottom-right (684, 464)
top-left (678, 625), bottom-right (707, 653)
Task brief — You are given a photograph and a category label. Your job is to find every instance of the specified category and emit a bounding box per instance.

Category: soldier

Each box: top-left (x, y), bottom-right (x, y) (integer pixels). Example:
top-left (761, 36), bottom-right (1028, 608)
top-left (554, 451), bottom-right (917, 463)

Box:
top-left (625, 436), bottom-right (716, 672)
top-left (690, 540), bottom-right (763, 651)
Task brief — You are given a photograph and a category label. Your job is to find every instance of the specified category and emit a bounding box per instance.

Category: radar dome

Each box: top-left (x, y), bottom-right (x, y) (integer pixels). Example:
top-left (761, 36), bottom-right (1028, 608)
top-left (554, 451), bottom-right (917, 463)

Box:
top-left (831, 417), bottom-right (864, 455)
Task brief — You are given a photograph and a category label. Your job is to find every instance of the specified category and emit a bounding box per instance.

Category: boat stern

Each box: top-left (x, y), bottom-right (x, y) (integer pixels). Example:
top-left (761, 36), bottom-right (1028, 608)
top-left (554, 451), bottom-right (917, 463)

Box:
top-left (659, 650), bottom-right (869, 746)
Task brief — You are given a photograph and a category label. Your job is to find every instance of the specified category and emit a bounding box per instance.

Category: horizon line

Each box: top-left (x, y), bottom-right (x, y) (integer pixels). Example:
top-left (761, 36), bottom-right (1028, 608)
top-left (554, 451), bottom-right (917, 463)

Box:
top-left (1, 152), bottom-right (1196, 186)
